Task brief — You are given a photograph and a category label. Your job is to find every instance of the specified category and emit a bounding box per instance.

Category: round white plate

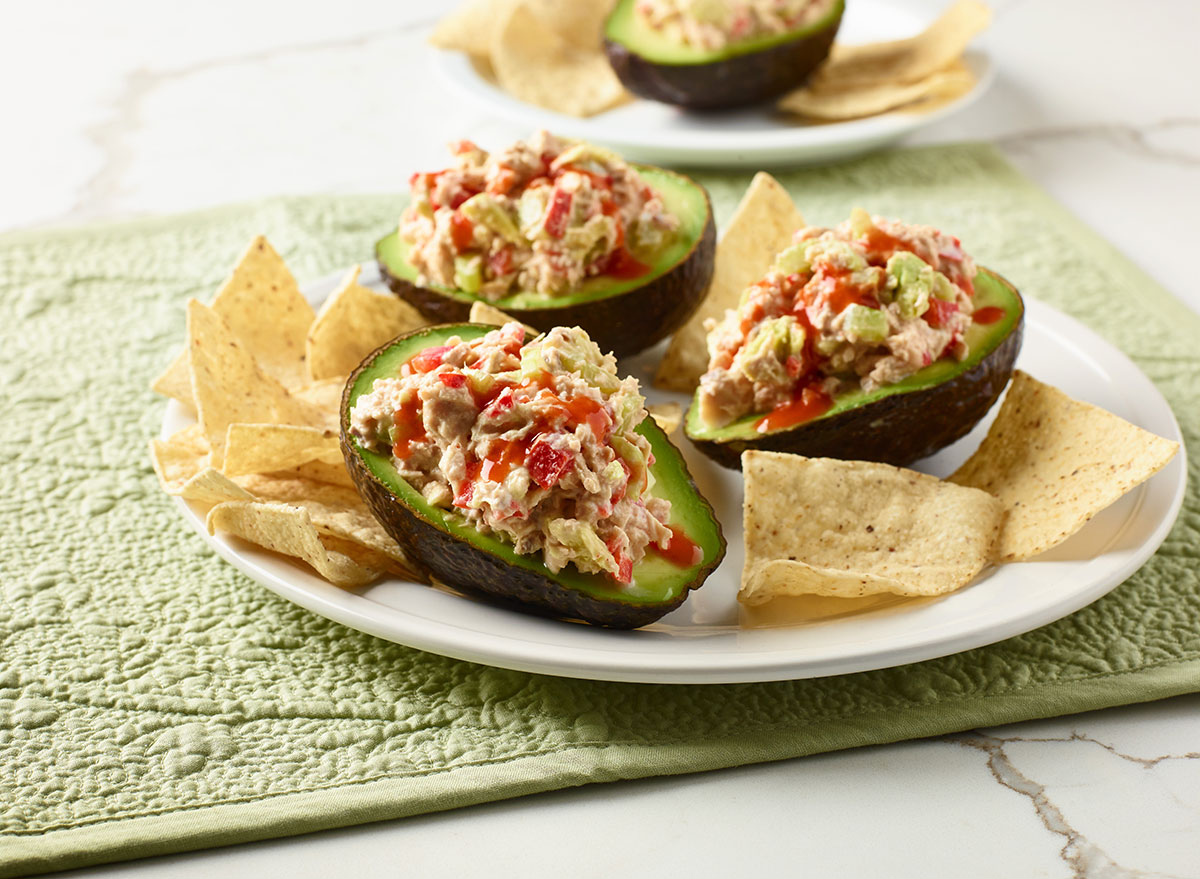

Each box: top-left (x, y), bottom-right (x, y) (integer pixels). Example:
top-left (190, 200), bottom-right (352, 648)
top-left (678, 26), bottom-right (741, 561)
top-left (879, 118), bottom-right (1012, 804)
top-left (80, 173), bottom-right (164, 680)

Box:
top-left (164, 264), bottom-right (1185, 684)
top-left (433, 0), bottom-right (995, 168)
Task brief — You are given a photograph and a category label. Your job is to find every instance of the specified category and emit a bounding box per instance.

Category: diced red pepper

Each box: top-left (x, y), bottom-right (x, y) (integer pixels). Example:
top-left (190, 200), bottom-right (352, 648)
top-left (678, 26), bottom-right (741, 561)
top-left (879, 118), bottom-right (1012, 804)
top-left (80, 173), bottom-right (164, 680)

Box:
top-left (449, 212), bottom-right (474, 251)
top-left (409, 345), bottom-right (452, 373)
top-left (484, 386), bottom-right (515, 417)
top-left (785, 355), bottom-right (805, 379)
top-left (488, 246), bottom-right (513, 278)
top-left (586, 409), bottom-right (611, 442)
top-left (544, 188), bottom-right (573, 239)
top-left (527, 437), bottom-right (572, 489)
top-left (447, 187), bottom-right (479, 210)
top-left (453, 480), bottom-right (473, 508)
top-left (606, 537), bottom-right (633, 585)
top-left (597, 245), bottom-right (649, 280)
top-left (450, 139), bottom-right (479, 155)
top-left (924, 298), bottom-right (960, 329)
top-left (437, 371), bottom-right (466, 389)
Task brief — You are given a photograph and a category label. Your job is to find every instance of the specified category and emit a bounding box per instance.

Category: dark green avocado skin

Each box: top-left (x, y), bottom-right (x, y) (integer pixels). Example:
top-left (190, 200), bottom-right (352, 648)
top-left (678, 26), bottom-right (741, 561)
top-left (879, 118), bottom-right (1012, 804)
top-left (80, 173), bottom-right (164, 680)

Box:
top-left (340, 325), bottom-right (726, 629)
top-left (689, 279), bottom-right (1025, 470)
top-left (604, 4), bottom-right (842, 109)
top-left (377, 175), bottom-right (716, 359)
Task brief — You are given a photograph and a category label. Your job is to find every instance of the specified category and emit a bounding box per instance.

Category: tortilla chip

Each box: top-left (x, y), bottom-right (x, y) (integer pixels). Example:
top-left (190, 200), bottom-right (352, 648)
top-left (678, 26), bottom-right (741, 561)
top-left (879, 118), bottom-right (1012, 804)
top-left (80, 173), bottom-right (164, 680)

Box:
top-left (232, 474), bottom-right (416, 573)
top-left (150, 355), bottom-right (196, 411)
top-left (206, 502), bottom-right (383, 589)
top-left (152, 236), bottom-right (314, 407)
top-left (522, 0), bottom-right (616, 51)
top-left (149, 431), bottom-right (209, 494)
top-left (647, 402), bottom-right (682, 435)
top-left (493, 3), bottom-right (628, 117)
top-left (813, 0), bottom-right (991, 88)
top-left (655, 173), bottom-right (803, 392)
top-left (949, 371), bottom-right (1179, 562)
top-left (430, 0), bottom-right (512, 56)
top-left (186, 300), bottom-right (317, 469)
top-left (281, 459), bottom-right (356, 489)
top-left (306, 266), bottom-right (427, 381)
top-left (739, 451), bottom-right (1003, 605)
top-left (778, 63), bottom-right (976, 120)
top-left (468, 301), bottom-right (539, 335)
top-left (176, 468), bottom-right (256, 506)
top-left (223, 423), bottom-right (342, 477)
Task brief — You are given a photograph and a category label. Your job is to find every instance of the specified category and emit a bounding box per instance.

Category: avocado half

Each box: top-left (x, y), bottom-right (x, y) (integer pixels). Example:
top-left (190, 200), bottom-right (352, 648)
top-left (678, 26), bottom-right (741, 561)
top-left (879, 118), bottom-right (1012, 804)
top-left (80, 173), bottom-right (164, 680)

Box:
top-left (341, 323), bottom-right (726, 628)
top-left (686, 268), bottom-right (1025, 470)
top-left (376, 167), bottom-right (715, 359)
top-left (603, 0), bottom-right (844, 109)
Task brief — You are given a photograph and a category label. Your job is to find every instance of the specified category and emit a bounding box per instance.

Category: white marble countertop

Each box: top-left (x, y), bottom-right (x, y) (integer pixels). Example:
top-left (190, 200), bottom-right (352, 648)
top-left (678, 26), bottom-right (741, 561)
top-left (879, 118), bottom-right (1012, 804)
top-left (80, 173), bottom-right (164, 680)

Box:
top-left (4, 1), bottom-right (1198, 876)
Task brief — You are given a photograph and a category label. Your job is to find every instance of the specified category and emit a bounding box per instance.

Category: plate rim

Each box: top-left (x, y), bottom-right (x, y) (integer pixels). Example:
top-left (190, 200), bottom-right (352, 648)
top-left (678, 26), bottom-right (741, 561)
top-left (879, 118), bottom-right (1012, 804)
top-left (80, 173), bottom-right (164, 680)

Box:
top-left (163, 267), bottom-right (1186, 684)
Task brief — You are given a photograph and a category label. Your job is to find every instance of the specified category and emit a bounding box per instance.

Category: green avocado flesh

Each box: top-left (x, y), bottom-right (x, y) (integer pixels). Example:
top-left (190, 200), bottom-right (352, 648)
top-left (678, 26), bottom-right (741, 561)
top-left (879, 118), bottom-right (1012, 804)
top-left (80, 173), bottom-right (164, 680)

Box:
top-left (604, 0), bottom-right (844, 64)
top-left (346, 324), bottom-right (724, 606)
top-left (686, 268), bottom-right (1023, 443)
top-left (376, 166), bottom-right (710, 311)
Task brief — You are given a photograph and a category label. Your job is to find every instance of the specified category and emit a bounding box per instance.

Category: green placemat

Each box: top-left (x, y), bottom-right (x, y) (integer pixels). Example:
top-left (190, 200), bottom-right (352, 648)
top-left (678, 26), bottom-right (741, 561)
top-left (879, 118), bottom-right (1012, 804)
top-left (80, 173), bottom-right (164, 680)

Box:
top-left (1, 144), bottom-right (1197, 878)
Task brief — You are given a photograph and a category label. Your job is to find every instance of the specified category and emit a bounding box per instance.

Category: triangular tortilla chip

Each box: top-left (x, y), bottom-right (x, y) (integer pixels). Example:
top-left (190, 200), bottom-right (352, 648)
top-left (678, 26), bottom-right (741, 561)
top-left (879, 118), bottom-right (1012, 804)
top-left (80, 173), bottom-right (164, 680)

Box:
top-left (186, 300), bottom-right (317, 469)
top-left (949, 371), bottom-right (1179, 561)
top-left (740, 451), bottom-right (1003, 605)
top-left (306, 266), bottom-right (427, 381)
top-left (206, 502), bottom-right (383, 589)
top-left (812, 0), bottom-right (991, 88)
top-left (223, 423), bottom-right (342, 477)
top-left (779, 63), bottom-right (975, 120)
top-left (655, 173), bottom-right (803, 392)
top-left (492, 3), bottom-right (628, 117)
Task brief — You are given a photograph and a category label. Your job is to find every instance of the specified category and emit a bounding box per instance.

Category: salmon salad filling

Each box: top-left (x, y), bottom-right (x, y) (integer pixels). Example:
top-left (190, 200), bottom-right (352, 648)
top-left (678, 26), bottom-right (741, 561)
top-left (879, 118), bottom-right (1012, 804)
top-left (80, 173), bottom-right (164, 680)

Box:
top-left (698, 209), bottom-right (978, 430)
top-left (400, 131), bottom-right (679, 301)
top-left (634, 0), bottom-right (836, 51)
top-left (349, 323), bottom-right (680, 583)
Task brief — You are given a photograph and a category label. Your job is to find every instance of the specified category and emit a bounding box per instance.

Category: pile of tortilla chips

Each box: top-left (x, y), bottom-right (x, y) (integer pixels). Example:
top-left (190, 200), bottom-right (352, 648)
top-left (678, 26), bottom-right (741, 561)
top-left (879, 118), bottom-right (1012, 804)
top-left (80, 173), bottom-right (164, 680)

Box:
top-left (149, 237), bottom-right (434, 588)
top-left (778, 0), bottom-right (991, 121)
top-left (738, 372), bottom-right (1179, 608)
top-left (430, 0), bottom-right (627, 117)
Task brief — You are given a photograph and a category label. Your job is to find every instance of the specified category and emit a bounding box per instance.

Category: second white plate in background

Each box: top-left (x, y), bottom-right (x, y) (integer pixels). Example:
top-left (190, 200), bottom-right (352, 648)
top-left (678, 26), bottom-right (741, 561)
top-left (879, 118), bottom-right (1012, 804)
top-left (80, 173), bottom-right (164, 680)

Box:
top-left (433, 0), bottom-right (995, 168)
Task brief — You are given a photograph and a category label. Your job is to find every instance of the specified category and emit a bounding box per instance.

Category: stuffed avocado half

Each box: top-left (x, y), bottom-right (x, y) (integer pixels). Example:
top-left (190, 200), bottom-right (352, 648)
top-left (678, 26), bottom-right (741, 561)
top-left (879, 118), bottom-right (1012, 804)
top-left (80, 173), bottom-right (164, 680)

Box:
top-left (377, 132), bottom-right (716, 359)
top-left (685, 210), bottom-right (1024, 469)
top-left (341, 322), bottom-right (725, 628)
top-left (603, 0), bottom-right (844, 109)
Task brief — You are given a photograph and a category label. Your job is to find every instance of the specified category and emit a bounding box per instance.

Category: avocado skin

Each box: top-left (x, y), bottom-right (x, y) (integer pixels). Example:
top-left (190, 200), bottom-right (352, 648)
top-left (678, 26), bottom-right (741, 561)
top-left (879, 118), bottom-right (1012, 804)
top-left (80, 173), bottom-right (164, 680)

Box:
top-left (688, 286), bottom-right (1025, 470)
top-left (603, 8), bottom-right (842, 109)
top-left (377, 189), bottom-right (716, 359)
top-left (340, 326), bottom-right (726, 629)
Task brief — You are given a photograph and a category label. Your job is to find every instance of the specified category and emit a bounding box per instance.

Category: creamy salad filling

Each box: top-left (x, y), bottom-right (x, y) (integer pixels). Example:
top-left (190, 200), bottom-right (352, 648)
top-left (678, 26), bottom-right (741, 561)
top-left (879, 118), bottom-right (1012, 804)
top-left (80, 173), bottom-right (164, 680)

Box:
top-left (699, 209), bottom-right (978, 429)
top-left (634, 0), bottom-right (835, 51)
top-left (350, 323), bottom-right (676, 583)
top-left (400, 131), bottom-right (679, 301)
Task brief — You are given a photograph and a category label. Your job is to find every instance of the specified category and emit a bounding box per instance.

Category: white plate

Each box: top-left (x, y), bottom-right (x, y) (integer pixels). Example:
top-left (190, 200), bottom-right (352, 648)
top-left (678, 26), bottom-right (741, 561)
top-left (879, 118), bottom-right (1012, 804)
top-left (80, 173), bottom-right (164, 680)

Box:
top-left (433, 0), bottom-right (995, 168)
top-left (164, 264), bottom-right (1185, 685)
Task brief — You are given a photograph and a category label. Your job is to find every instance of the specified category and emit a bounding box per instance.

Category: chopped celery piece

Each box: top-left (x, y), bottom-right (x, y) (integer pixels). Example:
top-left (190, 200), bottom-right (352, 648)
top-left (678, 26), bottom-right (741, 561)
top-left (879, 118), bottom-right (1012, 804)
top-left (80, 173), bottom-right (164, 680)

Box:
top-left (842, 304), bottom-right (888, 343)
top-left (453, 255), bottom-right (482, 294)
top-left (461, 193), bottom-right (524, 245)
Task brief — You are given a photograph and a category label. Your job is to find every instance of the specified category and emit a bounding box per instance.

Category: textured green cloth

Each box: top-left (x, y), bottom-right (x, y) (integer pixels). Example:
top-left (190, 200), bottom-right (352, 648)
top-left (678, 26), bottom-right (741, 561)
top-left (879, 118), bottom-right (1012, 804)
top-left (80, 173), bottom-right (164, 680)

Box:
top-left (1, 144), bottom-right (1197, 878)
